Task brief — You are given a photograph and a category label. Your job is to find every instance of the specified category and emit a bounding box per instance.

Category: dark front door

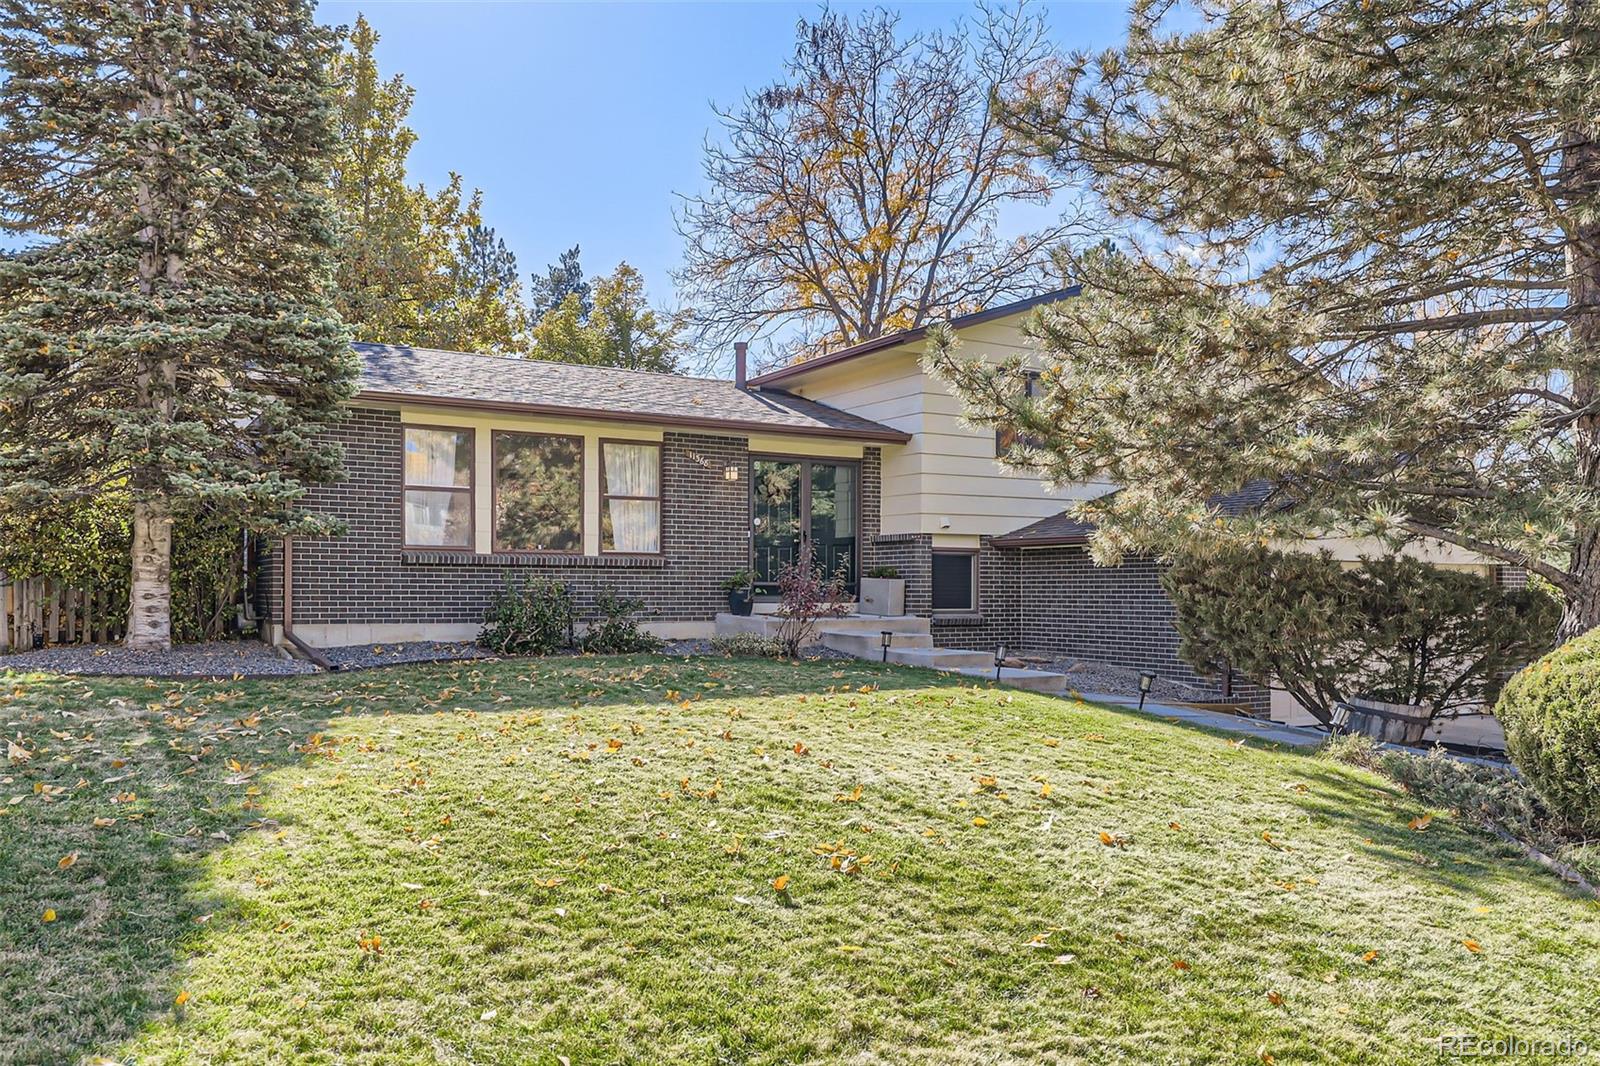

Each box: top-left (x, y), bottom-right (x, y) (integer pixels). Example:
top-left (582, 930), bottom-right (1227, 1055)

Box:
top-left (751, 458), bottom-right (858, 597)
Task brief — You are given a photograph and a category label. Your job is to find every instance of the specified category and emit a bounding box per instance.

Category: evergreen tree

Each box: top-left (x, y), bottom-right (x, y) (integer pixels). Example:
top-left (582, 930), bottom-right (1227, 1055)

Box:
top-left (530, 245), bottom-right (591, 322)
top-left (530, 262), bottom-right (685, 372)
top-left (0, 0), bottom-right (358, 649)
top-left (329, 14), bottom-right (528, 353)
top-left (929, 0), bottom-right (1600, 640)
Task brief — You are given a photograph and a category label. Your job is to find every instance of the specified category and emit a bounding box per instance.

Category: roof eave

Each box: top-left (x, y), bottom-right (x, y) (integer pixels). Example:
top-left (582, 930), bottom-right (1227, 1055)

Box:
top-left (353, 389), bottom-right (914, 444)
top-left (989, 533), bottom-right (1092, 549)
top-left (746, 286), bottom-right (1083, 389)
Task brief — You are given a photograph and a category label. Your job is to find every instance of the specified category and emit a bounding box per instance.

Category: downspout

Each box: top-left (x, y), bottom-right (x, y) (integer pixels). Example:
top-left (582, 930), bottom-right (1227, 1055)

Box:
top-left (280, 535), bottom-right (334, 671)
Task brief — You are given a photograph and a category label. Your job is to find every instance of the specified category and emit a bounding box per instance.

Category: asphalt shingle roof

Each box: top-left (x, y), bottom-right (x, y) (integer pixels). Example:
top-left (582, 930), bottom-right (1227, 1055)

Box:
top-left (993, 481), bottom-right (1281, 547)
top-left (352, 343), bottom-right (911, 442)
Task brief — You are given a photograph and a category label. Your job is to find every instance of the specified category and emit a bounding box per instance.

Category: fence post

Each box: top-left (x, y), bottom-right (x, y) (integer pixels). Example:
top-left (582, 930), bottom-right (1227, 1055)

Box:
top-left (0, 570), bottom-right (10, 651)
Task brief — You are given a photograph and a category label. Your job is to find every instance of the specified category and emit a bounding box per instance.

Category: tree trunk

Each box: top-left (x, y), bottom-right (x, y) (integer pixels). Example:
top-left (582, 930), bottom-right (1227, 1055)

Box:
top-left (1559, 70), bottom-right (1600, 644)
top-left (127, 498), bottom-right (173, 650)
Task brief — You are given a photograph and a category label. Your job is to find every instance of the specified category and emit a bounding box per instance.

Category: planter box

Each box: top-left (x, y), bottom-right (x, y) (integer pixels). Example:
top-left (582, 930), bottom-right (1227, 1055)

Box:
top-left (1343, 697), bottom-right (1431, 746)
top-left (859, 577), bottom-right (905, 617)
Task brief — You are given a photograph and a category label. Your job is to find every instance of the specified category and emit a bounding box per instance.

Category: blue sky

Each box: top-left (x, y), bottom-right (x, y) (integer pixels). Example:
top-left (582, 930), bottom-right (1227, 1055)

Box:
top-left (317, 0), bottom-right (1132, 313)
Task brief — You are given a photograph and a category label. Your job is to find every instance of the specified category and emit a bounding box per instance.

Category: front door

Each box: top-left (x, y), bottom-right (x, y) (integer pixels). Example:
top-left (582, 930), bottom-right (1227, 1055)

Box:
top-left (751, 458), bottom-right (858, 597)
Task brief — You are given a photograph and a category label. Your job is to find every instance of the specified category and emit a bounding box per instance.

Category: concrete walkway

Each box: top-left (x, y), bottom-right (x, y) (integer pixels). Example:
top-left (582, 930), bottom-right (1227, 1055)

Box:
top-left (1082, 692), bottom-right (1328, 747)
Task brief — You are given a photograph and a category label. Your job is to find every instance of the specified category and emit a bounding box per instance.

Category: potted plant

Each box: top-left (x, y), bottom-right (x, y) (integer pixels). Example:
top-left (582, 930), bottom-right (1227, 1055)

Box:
top-left (721, 568), bottom-right (756, 616)
top-left (860, 564), bottom-right (905, 617)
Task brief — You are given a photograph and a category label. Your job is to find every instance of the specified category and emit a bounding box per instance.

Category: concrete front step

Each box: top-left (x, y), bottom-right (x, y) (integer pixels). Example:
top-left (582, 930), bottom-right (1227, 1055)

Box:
top-left (889, 647), bottom-right (994, 670)
top-left (953, 665), bottom-right (1068, 694)
top-left (820, 629), bottom-right (935, 657)
top-left (715, 613), bottom-right (930, 640)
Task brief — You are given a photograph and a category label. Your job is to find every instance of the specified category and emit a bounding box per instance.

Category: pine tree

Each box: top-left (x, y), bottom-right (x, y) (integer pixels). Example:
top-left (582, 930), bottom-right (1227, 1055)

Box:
top-left (929, 0), bottom-right (1600, 640)
top-left (530, 245), bottom-right (591, 323)
top-left (0, 0), bottom-right (358, 649)
top-left (529, 262), bottom-right (685, 372)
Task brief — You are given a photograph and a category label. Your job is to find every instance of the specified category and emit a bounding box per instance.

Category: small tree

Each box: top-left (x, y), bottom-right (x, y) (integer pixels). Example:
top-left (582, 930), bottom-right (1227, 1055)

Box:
top-left (1165, 548), bottom-right (1559, 726)
top-left (530, 263), bottom-right (685, 372)
top-left (773, 552), bottom-right (853, 658)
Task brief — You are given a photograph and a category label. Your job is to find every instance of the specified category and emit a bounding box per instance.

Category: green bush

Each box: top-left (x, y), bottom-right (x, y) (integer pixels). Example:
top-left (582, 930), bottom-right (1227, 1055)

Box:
top-left (478, 577), bottom-right (573, 656)
top-left (579, 588), bottom-right (663, 654)
top-left (710, 634), bottom-right (787, 659)
top-left (1496, 629), bottom-right (1600, 835)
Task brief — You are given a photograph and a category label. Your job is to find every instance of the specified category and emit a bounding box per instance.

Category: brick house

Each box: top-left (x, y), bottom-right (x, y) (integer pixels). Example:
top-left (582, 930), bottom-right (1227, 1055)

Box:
top-left (261, 289), bottom-right (1502, 722)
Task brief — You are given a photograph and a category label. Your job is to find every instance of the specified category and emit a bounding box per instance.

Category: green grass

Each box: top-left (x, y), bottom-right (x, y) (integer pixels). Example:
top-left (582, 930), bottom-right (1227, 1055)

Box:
top-left (1, 654), bottom-right (1595, 1065)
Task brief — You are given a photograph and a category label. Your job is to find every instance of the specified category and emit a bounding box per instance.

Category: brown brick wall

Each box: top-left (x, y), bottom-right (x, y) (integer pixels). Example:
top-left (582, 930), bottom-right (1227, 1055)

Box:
top-left (262, 409), bottom-right (887, 635)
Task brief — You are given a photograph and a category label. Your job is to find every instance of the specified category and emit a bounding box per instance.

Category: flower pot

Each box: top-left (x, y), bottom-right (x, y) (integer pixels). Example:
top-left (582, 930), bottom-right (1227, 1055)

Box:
top-left (726, 588), bottom-right (754, 616)
top-left (1343, 697), bottom-right (1431, 746)
top-left (859, 577), bottom-right (905, 617)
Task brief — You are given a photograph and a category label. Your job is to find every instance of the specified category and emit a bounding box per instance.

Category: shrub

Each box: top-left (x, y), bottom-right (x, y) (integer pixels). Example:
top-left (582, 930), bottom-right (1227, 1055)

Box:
top-left (478, 577), bottom-right (573, 656)
top-left (710, 633), bottom-right (787, 658)
top-left (865, 565), bottom-right (900, 579)
top-left (1165, 546), bottom-right (1558, 726)
top-left (720, 568), bottom-right (755, 593)
top-left (1496, 628), bottom-right (1600, 835)
top-left (773, 551), bottom-right (852, 658)
top-left (579, 587), bottom-right (663, 654)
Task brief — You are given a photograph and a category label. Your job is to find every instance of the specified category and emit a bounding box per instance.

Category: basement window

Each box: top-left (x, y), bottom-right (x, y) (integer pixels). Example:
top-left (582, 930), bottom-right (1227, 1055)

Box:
top-left (931, 551), bottom-right (978, 614)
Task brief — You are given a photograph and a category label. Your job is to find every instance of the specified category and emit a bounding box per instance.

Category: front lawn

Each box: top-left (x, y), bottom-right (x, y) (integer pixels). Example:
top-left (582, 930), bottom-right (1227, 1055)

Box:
top-left (1, 655), bottom-right (1594, 1064)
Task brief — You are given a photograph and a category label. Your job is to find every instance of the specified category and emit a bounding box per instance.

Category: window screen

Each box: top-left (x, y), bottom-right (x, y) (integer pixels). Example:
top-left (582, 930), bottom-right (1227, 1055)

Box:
top-left (931, 552), bottom-right (976, 613)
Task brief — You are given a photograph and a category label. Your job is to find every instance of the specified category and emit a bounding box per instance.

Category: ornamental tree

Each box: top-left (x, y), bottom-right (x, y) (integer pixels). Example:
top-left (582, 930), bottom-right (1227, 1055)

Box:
top-left (928, 0), bottom-right (1600, 640)
top-left (0, 0), bottom-right (359, 648)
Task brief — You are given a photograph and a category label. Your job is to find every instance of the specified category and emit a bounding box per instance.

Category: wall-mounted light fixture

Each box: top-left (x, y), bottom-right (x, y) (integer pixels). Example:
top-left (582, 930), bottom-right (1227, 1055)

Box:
top-left (724, 465), bottom-right (740, 481)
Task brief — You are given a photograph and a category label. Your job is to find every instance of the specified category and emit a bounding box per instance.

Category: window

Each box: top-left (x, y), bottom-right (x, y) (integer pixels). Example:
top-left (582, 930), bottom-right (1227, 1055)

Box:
top-left (931, 551), bottom-right (977, 614)
top-left (601, 440), bottom-right (661, 553)
top-left (494, 431), bottom-right (583, 552)
top-left (403, 426), bottom-right (473, 548)
top-left (995, 370), bottom-right (1043, 461)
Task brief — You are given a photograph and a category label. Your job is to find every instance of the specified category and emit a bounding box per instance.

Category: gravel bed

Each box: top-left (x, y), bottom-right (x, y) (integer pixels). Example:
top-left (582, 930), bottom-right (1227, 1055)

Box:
top-left (1012, 653), bottom-right (1221, 703)
top-left (321, 640), bottom-right (493, 671)
top-left (0, 640), bottom-right (317, 678)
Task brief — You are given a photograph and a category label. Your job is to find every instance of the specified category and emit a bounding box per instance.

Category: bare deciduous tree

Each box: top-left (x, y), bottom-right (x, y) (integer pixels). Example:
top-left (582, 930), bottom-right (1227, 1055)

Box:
top-left (676, 4), bottom-right (1070, 369)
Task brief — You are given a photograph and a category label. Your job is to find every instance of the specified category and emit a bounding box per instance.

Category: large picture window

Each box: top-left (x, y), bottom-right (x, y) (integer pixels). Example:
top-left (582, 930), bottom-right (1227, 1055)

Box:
top-left (494, 431), bottom-right (583, 552)
top-left (931, 551), bottom-right (977, 614)
top-left (403, 426), bottom-right (473, 548)
top-left (601, 440), bottom-right (662, 553)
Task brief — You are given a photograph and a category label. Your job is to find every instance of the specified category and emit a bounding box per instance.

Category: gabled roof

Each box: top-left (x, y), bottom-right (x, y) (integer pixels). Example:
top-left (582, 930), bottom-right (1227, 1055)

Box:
top-left (992, 482), bottom-right (1280, 548)
top-left (745, 287), bottom-right (1081, 389)
top-left (353, 342), bottom-right (911, 443)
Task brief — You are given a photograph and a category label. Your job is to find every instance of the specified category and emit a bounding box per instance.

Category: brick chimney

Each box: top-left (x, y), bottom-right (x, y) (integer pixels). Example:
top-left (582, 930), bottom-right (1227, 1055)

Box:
top-left (734, 341), bottom-right (748, 389)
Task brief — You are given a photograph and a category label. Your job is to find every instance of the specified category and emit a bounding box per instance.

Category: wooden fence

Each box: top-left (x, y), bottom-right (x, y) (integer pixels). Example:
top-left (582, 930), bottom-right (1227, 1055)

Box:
top-left (0, 574), bottom-right (126, 651)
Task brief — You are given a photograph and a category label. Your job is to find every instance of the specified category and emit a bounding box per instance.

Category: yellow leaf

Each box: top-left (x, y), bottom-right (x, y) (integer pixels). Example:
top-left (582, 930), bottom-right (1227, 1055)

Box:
top-left (1168, 821), bottom-right (1182, 831)
top-left (1042, 737), bottom-right (1060, 748)
top-left (41, 908), bottom-right (56, 923)
top-left (1462, 939), bottom-right (1483, 953)
top-left (1408, 814), bottom-right (1433, 832)
top-left (972, 816), bottom-right (989, 827)
top-left (1039, 782), bottom-right (1052, 799)
top-left (1361, 950), bottom-right (1379, 964)
top-left (93, 817), bottom-right (115, 828)
top-left (772, 874), bottom-right (790, 892)
top-left (57, 852), bottom-right (77, 870)
top-left (174, 990), bottom-right (190, 1007)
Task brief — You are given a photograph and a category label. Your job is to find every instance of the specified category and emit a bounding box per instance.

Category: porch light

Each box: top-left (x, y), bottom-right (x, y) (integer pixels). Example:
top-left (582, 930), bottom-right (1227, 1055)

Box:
top-left (881, 630), bottom-right (893, 663)
top-left (994, 644), bottom-right (1006, 683)
top-left (1138, 670), bottom-right (1157, 711)
top-left (724, 464), bottom-right (740, 481)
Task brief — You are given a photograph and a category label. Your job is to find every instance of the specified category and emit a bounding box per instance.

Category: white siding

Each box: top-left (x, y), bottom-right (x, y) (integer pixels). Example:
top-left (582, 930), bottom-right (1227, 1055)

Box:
top-left (776, 314), bottom-right (1110, 536)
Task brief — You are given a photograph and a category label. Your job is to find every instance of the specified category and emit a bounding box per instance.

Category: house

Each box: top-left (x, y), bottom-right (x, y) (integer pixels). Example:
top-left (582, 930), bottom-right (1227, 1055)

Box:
top-left (259, 289), bottom-right (1514, 738)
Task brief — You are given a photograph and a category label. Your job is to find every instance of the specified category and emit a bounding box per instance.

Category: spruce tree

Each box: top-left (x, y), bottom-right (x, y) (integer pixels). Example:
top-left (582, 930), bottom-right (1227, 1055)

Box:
top-left (929, 0), bottom-right (1600, 640)
top-left (0, 0), bottom-right (358, 649)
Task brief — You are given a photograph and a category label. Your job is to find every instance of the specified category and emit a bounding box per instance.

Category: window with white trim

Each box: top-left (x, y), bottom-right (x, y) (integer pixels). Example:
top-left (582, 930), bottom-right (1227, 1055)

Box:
top-left (403, 426), bottom-right (473, 548)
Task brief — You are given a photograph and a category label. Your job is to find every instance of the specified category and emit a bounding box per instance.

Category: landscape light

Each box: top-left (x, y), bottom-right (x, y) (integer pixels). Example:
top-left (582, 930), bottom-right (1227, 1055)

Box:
top-left (881, 630), bottom-right (893, 663)
top-left (1138, 670), bottom-right (1157, 711)
top-left (995, 644), bottom-right (1006, 683)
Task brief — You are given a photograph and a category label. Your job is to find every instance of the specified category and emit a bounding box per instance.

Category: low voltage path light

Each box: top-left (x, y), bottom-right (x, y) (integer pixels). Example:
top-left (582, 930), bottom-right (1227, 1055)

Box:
top-left (881, 631), bottom-right (893, 663)
top-left (995, 644), bottom-right (1006, 683)
top-left (1138, 670), bottom-right (1157, 711)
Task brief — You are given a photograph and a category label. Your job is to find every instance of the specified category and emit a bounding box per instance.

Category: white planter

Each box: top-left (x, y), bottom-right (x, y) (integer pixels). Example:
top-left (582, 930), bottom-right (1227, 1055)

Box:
top-left (859, 577), bottom-right (905, 617)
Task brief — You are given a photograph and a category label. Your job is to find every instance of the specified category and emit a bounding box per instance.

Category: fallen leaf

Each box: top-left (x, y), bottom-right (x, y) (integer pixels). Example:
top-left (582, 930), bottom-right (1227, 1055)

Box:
top-left (175, 990), bottom-right (190, 1007)
top-left (1361, 950), bottom-right (1379, 964)
top-left (772, 874), bottom-right (790, 892)
top-left (1409, 814), bottom-right (1433, 832)
top-left (1258, 1048), bottom-right (1275, 1065)
top-left (1267, 991), bottom-right (1284, 1006)
top-left (57, 852), bottom-right (78, 870)
top-left (1462, 939), bottom-right (1483, 954)
top-left (972, 816), bottom-right (989, 827)
top-left (41, 908), bottom-right (56, 923)
top-left (1171, 959), bottom-right (1191, 972)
